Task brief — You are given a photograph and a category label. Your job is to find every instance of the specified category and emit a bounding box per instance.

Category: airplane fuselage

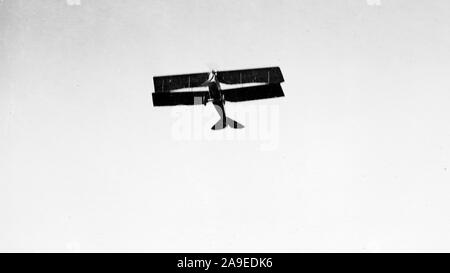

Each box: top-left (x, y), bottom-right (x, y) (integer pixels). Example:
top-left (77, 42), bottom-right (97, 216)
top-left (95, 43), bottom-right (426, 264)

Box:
top-left (202, 71), bottom-right (244, 130)
top-left (206, 71), bottom-right (223, 103)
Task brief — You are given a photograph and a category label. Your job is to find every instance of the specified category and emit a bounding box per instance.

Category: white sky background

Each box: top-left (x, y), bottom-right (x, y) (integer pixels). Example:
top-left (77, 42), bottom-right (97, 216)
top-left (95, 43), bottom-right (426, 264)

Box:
top-left (1, 0), bottom-right (450, 252)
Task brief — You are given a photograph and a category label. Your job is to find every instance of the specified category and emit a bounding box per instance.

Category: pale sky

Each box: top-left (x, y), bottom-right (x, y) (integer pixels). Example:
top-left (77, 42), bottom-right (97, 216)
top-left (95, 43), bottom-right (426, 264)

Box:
top-left (1, 0), bottom-right (450, 252)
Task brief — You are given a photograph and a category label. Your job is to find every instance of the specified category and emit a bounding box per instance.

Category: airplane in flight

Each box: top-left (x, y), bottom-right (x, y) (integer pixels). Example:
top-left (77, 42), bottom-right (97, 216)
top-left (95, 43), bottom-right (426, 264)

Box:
top-left (152, 67), bottom-right (285, 130)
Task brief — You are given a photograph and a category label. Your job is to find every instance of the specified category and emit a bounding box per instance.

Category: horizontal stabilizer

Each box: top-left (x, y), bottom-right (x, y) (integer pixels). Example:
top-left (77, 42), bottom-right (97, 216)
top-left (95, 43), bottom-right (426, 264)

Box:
top-left (210, 118), bottom-right (245, 130)
top-left (152, 91), bottom-right (210, 106)
top-left (223, 83), bottom-right (284, 102)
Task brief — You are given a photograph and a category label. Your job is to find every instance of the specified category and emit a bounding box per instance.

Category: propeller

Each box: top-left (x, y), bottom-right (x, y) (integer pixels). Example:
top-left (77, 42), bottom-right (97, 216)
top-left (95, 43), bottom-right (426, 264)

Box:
top-left (200, 70), bottom-right (218, 87)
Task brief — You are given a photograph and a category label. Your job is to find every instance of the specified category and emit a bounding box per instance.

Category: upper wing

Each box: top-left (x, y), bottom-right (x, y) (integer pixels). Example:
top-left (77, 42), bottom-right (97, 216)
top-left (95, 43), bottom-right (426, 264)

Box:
top-left (217, 67), bottom-right (284, 85)
top-left (153, 72), bottom-right (209, 92)
top-left (152, 91), bottom-right (210, 106)
top-left (222, 83), bottom-right (284, 102)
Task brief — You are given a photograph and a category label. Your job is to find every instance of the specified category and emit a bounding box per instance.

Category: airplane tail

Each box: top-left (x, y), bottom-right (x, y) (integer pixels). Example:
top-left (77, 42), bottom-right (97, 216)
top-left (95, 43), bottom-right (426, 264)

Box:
top-left (211, 119), bottom-right (226, 130)
top-left (226, 117), bottom-right (244, 129)
top-left (211, 117), bottom-right (244, 130)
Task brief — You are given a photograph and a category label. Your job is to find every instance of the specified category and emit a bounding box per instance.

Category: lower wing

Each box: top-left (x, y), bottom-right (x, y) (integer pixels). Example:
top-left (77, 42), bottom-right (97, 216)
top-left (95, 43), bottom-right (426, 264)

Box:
top-left (222, 83), bottom-right (285, 102)
top-left (152, 91), bottom-right (210, 106)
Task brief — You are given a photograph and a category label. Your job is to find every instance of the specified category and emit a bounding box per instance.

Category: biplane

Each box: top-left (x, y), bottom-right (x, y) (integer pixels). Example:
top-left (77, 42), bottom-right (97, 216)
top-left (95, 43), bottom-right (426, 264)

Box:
top-left (152, 67), bottom-right (285, 130)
